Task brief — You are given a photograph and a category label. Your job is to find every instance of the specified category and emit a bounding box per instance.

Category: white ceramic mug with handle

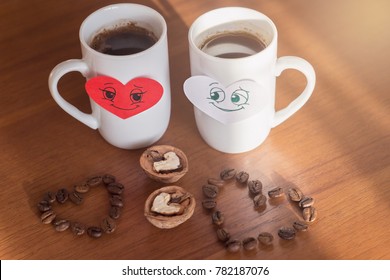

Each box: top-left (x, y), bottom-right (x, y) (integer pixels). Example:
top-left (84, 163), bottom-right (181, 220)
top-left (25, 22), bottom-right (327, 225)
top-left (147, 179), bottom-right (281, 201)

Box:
top-left (49, 4), bottom-right (171, 149)
top-left (184, 7), bottom-right (315, 153)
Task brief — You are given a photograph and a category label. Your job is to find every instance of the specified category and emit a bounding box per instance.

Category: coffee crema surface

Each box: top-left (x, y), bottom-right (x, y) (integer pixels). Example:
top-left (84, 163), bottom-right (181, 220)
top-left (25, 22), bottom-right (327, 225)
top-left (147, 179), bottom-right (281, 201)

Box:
top-left (200, 31), bottom-right (267, 58)
top-left (90, 23), bottom-right (157, 56)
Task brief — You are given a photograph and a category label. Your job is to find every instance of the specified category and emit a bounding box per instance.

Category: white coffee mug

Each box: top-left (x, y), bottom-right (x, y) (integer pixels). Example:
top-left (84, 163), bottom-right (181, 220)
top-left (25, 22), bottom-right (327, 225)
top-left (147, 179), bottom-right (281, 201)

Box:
top-left (49, 4), bottom-right (170, 149)
top-left (184, 7), bottom-right (315, 153)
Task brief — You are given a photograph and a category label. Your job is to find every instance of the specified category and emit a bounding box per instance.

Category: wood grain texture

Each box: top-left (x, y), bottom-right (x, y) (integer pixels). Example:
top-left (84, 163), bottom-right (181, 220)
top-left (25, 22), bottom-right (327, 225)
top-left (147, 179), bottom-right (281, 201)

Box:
top-left (0, 0), bottom-right (389, 260)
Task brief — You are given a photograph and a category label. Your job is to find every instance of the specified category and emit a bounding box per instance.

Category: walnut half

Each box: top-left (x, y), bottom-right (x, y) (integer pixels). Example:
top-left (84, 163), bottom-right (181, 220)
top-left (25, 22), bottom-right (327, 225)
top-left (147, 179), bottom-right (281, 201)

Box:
top-left (144, 186), bottom-right (196, 229)
top-left (140, 145), bottom-right (188, 184)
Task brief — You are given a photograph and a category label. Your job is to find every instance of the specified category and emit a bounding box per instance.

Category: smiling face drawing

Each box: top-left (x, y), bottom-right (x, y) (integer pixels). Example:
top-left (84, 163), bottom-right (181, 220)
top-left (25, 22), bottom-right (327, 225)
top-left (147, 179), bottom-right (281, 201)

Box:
top-left (85, 76), bottom-right (163, 119)
top-left (207, 82), bottom-right (249, 112)
top-left (183, 75), bottom-right (269, 124)
top-left (100, 83), bottom-right (146, 111)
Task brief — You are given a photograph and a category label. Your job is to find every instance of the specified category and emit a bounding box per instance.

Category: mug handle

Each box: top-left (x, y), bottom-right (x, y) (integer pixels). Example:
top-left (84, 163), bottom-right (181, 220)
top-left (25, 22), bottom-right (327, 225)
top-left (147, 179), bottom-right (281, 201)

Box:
top-left (272, 56), bottom-right (316, 127)
top-left (48, 59), bottom-right (99, 129)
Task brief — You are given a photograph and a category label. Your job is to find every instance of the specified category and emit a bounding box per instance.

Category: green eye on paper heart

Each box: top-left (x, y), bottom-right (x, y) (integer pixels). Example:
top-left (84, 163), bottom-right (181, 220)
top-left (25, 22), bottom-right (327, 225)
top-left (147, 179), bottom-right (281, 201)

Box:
top-left (231, 88), bottom-right (249, 106)
top-left (209, 87), bottom-right (225, 103)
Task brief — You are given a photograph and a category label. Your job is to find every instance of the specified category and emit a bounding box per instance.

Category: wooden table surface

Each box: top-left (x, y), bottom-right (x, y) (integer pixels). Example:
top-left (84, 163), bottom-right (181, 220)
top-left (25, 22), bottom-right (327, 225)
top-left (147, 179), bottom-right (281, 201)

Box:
top-left (1, 0), bottom-right (389, 260)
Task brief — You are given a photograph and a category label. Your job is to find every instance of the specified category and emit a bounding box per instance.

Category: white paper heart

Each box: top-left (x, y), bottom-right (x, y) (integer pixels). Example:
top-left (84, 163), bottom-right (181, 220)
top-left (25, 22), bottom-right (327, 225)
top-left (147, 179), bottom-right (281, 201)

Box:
top-left (183, 76), bottom-right (269, 124)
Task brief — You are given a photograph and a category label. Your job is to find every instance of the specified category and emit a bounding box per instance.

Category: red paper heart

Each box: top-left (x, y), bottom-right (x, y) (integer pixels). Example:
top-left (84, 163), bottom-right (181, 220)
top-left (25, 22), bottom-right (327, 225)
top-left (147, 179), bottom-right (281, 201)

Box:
top-left (85, 76), bottom-right (163, 119)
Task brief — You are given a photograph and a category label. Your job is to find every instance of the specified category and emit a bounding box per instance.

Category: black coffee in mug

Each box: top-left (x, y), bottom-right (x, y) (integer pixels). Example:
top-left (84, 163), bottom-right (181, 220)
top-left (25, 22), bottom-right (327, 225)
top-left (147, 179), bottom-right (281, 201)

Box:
top-left (90, 22), bottom-right (157, 55)
top-left (200, 31), bottom-right (266, 58)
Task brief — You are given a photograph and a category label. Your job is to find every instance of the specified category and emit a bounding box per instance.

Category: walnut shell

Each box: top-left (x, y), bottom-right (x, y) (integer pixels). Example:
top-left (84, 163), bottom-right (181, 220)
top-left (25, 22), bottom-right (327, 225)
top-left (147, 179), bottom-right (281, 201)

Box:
top-left (144, 186), bottom-right (195, 229)
top-left (140, 145), bottom-right (188, 183)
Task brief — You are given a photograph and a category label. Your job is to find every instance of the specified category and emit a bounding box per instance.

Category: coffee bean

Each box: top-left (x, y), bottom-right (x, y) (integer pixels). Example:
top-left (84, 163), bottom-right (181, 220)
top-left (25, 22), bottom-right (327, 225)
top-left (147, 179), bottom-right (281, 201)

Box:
top-left (226, 239), bottom-right (241, 253)
top-left (302, 206), bottom-right (317, 223)
top-left (202, 199), bottom-right (216, 210)
top-left (43, 191), bottom-right (56, 203)
top-left (74, 183), bottom-right (90, 194)
top-left (220, 168), bottom-right (236, 180)
top-left (242, 237), bottom-right (257, 251)
top-left (236, 171), bottom-right (249, 184)
top-left (169, 195), bottom-right (181, 204)
top-left (37, 200), bottom-right (51, 212)
top-left (107, 182), bottom-right (124, 195)
top-left (53, 219), bottom-right (70, 232)
top-left (212, 210), bottom-right (224, 226)
top-left (56, 188), bottom-right (69, 204)
top-left (71, 222), bottom-right (86, 236)
top-left (293, 221), bottom-right (308, 231)
top-left (87, 175), bottom-right (102, 187)
top-left (253, 194), bottom-right (267, 209)
top-left (110, 195), bottom-right (123, 207)
top-left (248, 180), bottom-right (262, 195)
top-left (87, 226), bottom-right (103, 238)
top-left (109, 206), bottom-right (121, 220)
top-left (202, 184), bottom-right (219, 198)
top-left (288, 187), bottom-right (303, 202)
top-left (148, 150), bottom-right (164, 161)
top-left (41, 210), bottom-right (56, 224)
top-left (170, 193), bottom-right (191, 204)
top-left (101, 216), bottom-right (116, 234)
top-left (268, 187), bottom-right (284, 198)
top-left (69, 191), bottom-right (83, 205)
top-left (207, 178), bottom-right (225, 187)
top-left (102, 174), bottom-right (116, 185)
top-left (278, 227), bottom-right (296, 240)
top-left (258, 232), bottom-right (274, 246)
top-left (216, 228), bottom-right (230, 242)
top-left (299, 196), bottom-right (315, 208)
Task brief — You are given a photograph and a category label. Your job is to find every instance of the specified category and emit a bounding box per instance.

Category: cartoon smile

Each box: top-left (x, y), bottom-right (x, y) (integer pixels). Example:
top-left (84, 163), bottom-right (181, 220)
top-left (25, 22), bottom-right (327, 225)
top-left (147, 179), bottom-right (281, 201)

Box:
top-left (207, 82), bottom-right (249, 112)
top-left (183, 75), bottom-right (268, 124)
top-left (85, 76), bottom-right (163, 119)
top-left (101, 84), bottom-right (145, 110)
top-left (209, 102), bottom-right (244, 112)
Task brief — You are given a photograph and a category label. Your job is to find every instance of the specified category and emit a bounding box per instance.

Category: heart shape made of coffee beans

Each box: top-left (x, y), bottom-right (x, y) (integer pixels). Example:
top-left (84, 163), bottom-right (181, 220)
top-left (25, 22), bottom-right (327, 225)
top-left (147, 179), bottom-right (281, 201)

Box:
top-left (202, 168), bottom-right (318, 253)
top-left (38, 174), bottom-right (125, 238)
top-left (183, 75), bottom-right (269, 124)
top-left (85, 76), bottom-right (163, 119)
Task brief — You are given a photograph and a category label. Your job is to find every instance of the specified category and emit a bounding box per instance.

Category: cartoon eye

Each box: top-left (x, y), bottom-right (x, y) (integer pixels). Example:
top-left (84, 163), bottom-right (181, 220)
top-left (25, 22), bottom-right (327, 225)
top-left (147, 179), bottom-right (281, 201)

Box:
top-left (101, 87), bottom-right (116, 101)
top-left (231, 88), bottom-right (249, 106)
top-left (130, 88), bottom-right (145, 103)
top-left (209, 87), bottom-right (225, 103)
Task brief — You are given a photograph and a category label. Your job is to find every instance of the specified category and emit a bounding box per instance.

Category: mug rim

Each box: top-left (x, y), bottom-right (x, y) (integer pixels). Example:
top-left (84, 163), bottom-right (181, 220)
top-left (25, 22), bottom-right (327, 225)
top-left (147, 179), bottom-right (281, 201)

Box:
top-left (79, 3), bottom-right (167, 60)
top-left (189, 7), bottom-right (277, 61)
